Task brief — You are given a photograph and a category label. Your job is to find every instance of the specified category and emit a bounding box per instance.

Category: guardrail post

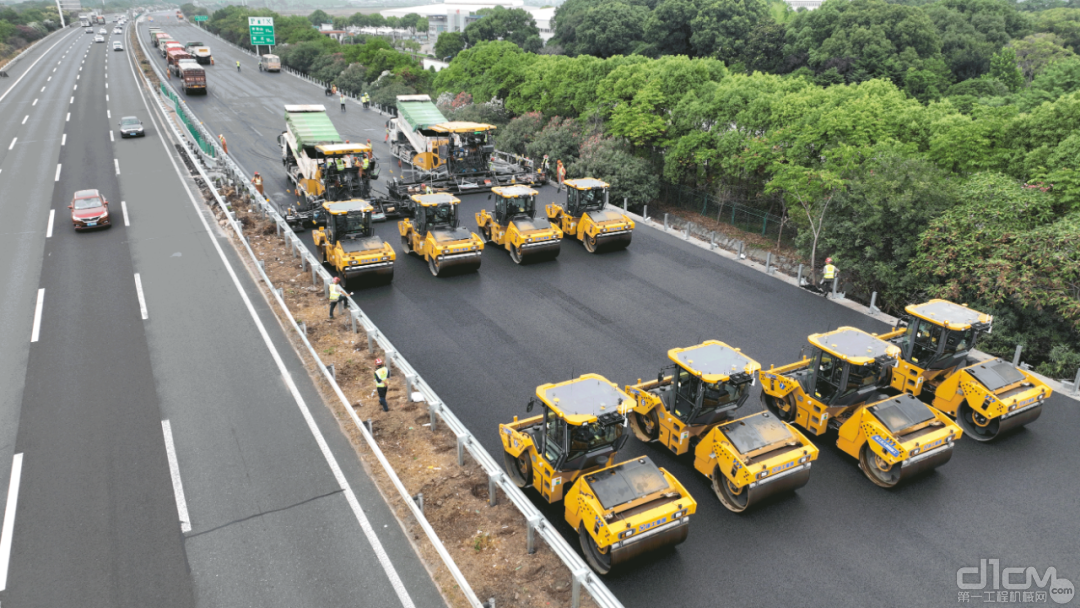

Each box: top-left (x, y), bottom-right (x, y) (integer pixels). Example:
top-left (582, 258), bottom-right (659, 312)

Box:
top-left (298, 321), bottom-right (306, 335)
top-left (258, 260), bottom-right (265, 273)
top-left (456, 434), bottom-right (466, 466)
top-left (429, 401), bottom-right (439, 431)
top-left (869, 292), bottom-right (881, 314)
top-left (328, 363), bottom-right (335, 380)
top-left (683, 223), bottom-right (689, 240)
top-left (571, 569), bottom-right (587, 608)
top-left (384, 349), bottom-right (395, 377)
top-left (405, 373), bottom-right (415, 395)
top-left (526, 515), bottom-right (539, 554)
top-left (367, 328), bottom-right (378, 352)
top-left (663, 213), bottom-right (669, 231)
top-left (765, 252), bottom-right (772, 274)
top-left (709, 232), bottom-right (716, 250)
top-left (275, 287), bottom-right (283, 300)
top-left (1072, 367), bottom-right (1080, 395)
top-left (300, 250), bottom-right (307, 270)
top-left (1012, 345), bottom-right (1023, 367)
top-left (830, 276), bottom-right (839, 299)
top-left (623, 197), bottom-right (627, 212)
top-left (351, 309), bottom-right (359, 334)
top-left (413, 492), bottom-right (424, 514)
top-left (737, 241), bottom-right (745, 259)
top-left (364, 418), bottom-right (373, 434)
top-left (643, 204), bottom-right (647, 220)
top-left (797, 264), bottom-right (804, 285)
top-left (311, 265), bottom-right (318, 287)
top-left (323, 277), bottom-right (330, 299)
top-left (488, 474), bottom-right (498, 507)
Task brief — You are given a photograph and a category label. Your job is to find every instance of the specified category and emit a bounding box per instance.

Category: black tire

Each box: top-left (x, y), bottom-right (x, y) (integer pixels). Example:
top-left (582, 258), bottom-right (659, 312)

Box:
top-left (584, 233), bottom-right (599, 253)
top-left (400, 234), bottom-right (412, 253)
top-left (761, 392), bottom-right (796, 423)
top-left (510, 244), bottom-right (523, 265)
top-left (503, 450), bottom-right (532, 488)
top-left (957, 403), bottom-right (1000, 442)
top-left (428, 255), bottom-right (441, 277)
top-left (580, 526), bottom-right (613, 576)
top-left (713, 466), bottom-right (750, 513)
top-left (630, 409), bottom-right (660, 442)
top-left (859, 443), bottom-right (902, 488)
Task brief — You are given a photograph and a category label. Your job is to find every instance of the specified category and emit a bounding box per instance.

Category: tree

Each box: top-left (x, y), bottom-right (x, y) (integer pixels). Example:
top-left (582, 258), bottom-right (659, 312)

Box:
top-left (417, 18), bottom-right (429, 34)
top-left (815, 150), bottom-right (959, 310)
top-left (308, 9), bottom-right (330, 27)
top-left (765, 157), bottom-right (847, 283)
top-left (434, 32), bottom-right (465, 60)
top-left (989, 46), bottom-right (1024, 92)
top-left (334, 63), bottom-right (367, 95)
top-left (462, 6), bottom-right (541, 51)
top-left (332, 16), bottom-right (348, 30)
top-left (574, 2), bottom-right (649, 58)
top-left (643, 0), bottom-right (700, 57)
top-left (689, 0), bottom-right (769, 63)
top-left (524, 116), bottom-right (586, 167)
top-left (496, 112), bottom-right (547, 155)
top-left (569, 135), bottom-right (660, 206)
top-left (1031, 8), bottom-right (1080, 55)
top-left (1009, 33), bottom-right (1078, 84)
top-left (550, 0), bottom-right (604, 55)
top-left (739, 20), bottom-right (786, 73)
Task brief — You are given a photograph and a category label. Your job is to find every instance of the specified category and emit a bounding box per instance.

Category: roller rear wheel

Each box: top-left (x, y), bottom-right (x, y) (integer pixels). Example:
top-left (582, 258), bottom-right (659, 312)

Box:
top-left (762, 393), bottom-right (796, 423)
top-left (580, 526), bottom-right (613, 575)
top-left (713, 467), bottom-right (750, 513)
top-left (428, 256), bottom-right (441, 277)
top-left (584, 233), bottom-right (599, 253)
top-left (510, 244), bottom-right (523, 265)
top-left (957, 404), bottom-right (1000, 442)
top-left (503, 450), bottom-right (532, 488)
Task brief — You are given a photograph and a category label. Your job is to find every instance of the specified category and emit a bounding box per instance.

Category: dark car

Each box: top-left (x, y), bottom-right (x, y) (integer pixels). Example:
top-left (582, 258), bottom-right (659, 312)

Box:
top-left (69, 189), bottom-right (111, 230)
top-left (118, 116), bottom-right (144, 138)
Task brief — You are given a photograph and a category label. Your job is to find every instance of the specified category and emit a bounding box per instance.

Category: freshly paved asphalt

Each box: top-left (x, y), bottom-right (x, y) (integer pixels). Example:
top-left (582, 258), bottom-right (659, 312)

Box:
top-left (149, 19), bottom-right (1080, 608)
top-left (0, 16), bottom-right (444, 608)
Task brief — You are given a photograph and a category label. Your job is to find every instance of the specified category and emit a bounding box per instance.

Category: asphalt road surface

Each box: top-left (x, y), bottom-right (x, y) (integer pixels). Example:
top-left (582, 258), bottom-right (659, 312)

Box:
top-left (148, 18), bottom-right (1080, 608)
top-left (0, 17), bottom-right (444, 608)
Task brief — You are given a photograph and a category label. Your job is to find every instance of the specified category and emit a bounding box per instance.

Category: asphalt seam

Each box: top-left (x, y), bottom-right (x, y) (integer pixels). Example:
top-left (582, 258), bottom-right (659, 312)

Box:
top-left (184, 489), bottom-right (346, 540)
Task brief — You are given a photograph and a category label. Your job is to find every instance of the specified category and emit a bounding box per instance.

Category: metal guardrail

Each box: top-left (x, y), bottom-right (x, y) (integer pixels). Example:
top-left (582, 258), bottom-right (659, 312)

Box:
top-left (137, 17), bottom-right (623, 608)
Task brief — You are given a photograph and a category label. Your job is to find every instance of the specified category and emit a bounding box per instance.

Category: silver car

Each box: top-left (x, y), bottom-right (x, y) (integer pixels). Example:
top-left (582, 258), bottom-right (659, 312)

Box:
top-left (94, 35), bottom-right (105, 43)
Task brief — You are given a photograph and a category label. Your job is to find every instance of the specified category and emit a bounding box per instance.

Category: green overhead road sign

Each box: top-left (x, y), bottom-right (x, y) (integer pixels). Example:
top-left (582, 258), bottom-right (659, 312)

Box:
top-left (248, 16), bottom-right (275, 46)
top-left (192, 15), bottom-right (207, 21)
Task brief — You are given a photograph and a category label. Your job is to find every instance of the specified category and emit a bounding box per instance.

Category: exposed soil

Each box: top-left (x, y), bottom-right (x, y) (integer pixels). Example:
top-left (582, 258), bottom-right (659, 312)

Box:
top-left (208, 188), bottom-right (597, 608)
top-left (654, 202), bottom-right (802, 260)
top-left (129, 23), bottom-right (160, 87)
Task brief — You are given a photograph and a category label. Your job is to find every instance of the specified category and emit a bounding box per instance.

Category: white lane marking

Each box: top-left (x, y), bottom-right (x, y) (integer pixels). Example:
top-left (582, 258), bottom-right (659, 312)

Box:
top-left (0, 30), bottom-right (77, 105)
top-left (76, 74), bottom-right (79, 80)
top-left (65, 112), bottom-right (70, 122)
top-left (40, 86), bottom-right (45, 92)
top-left (109, 130), bottom-right (114, 142)
top-left (7, 137), bottom-right (14, 150)
top-left (69, 96), bottom-right (73, 104)
top-left (21, 115), bottom-right (27, 125)
top-left (32, 98), bottom-right (37, 106)
top-left (61, 133), bottom-right (66, 146)
top-left (46, 210), bottom-right (55, 238)
top-left (0, 453), bottom-right (25, 592)
top-left (125, 46), bottom-right (417, 608)
top-left (106, 94), bottom-right (109, 102)
top-left (30, 289), bottom-right (44, 343)
top-left (134, 273), bottom-right (148, 319)
top-left (160, 421), bottom-right (191, 533)
top-left (121, 201), bottom-right (129, 226)
top-left (54, 163), bottom-right (61, 182)
top-left (105, 83), bottom-right (108, 89)
top-left (73, 84), bottom-right (77, 90)
top-left (114, 158), bottom-right (119, 175)
top-left (107, 110), bottom-right (111, 119)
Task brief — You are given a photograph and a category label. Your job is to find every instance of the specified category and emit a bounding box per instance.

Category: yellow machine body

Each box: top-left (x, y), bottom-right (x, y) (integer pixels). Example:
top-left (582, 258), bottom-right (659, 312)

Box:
top-left (880, 299), bottom-right (1052, 441)
top-left (546, 178), bottom-right (634, 253)
top-left (499, 374), bottom-right (695, 574)
top-left (758, 327), bottom-right (964, 487)
top-left (476, 185), bottom-right (562, 264)
top-left (397, 193), bottom-right (483, 276)
top-left (312, 200), bottom-right (395, 285)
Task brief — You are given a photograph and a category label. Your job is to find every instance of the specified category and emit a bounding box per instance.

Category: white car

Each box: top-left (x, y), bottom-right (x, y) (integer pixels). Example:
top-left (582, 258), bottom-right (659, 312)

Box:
top-left (94, 35), bottom-right (105, 43)
top-left (113, 41), bottom-right (124, 51)
top-left (98, 28), bottom-right (107, 34)
top-left (113, 28), bottom-right (122, 34)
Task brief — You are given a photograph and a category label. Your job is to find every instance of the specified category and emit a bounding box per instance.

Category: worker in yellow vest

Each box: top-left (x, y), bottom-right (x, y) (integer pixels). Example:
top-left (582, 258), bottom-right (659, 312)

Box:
top-left (328, 276), bottom-right (352, 319)
top-left (821, 257), bottom-right (838, 289)
top-left (251, 171), bottom-right (263, 195)
top-left (374, 358), bottom-right (389, 411)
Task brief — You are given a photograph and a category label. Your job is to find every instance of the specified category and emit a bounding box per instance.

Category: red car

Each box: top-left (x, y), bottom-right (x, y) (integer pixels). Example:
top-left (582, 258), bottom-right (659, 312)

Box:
top-left (69, 189), bottom-right (112, 230)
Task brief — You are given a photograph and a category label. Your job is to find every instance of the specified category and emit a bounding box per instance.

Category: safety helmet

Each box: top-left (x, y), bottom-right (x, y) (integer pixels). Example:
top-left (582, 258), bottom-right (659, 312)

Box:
top-left (826, 257), bottom-right (833, 264)
top-left (254, 171), bottom-right (259, 176)
top-left (333, 277), bottom-right (341, 283)
top-left (375, 358), bottom-right (384, 365)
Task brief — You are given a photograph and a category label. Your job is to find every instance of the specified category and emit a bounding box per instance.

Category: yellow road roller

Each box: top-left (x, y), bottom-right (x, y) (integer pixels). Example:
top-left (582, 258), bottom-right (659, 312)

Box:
top-left (398, 192), bottom-right (484, 276)
top-left (881, 299), bottom-right (1052, 441)
top-left (546, 178), bottom-right (633, 253)
top-left (759, 327), bottom-right (963, 488)
top-left (313, 200), bottom-right (395, 286)
top-left (476, 185), bottom-right (562, 264)
top-left (624, 341), bottom-right (818, 512)
top-left (499, 374), bottom-right (696, 575)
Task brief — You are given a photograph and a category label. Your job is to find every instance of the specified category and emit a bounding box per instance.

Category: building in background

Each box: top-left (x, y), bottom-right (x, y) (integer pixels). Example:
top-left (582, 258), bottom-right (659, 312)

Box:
top-left (381, 0), bottom-right (555, 42)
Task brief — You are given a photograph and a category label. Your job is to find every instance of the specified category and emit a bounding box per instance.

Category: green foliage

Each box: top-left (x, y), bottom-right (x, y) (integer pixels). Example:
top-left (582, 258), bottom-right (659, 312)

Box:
top-left (924, 0), bottom-right (1031, 82)
top-left (689, 0), bottom-right (770, 62)
top-left (644, 0), bottom-right (699, 57)
top-left (1009, 32), bottom-right (1077, 83)
top-left (334, 63), bottom-right (366, 95)
top-left (463, 6), bottom-right (541, 52)
top-left (1031, 7), bottom-right (1080, 53)
top-left (434, 32), bottom-right (465, 60)
top-left (569, 135), bottom-right (660, 206)
top-left (434, 41), bottom-right (539, 101)
top-left (495, 112), bottom-right (547, 155)
top-left (989, 46), bottom-right (1024, 91)
top-left (524, 117), bottom-right (586, 166)
top-left (307, 9), bottom-right (330, 27)
top-left (575, 1), bottom-right (650, 58)
top-left (815, 151), bottom-right (960, 310)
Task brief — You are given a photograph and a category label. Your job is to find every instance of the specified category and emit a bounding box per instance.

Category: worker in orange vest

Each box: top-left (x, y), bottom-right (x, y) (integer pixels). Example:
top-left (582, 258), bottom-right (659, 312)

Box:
top-left (252, 171), bottom-right (263, 195)
top-left (219, 134), bottom-right (227, 154)
top-left (556, 159), bottom-right (566, 188)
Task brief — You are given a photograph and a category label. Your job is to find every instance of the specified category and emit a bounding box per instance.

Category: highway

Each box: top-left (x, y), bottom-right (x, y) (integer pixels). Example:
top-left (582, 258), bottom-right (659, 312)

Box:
top-left (152, 17), bottom-right (1080, 608)
top-left (0, 16), bottom-right (444, 608)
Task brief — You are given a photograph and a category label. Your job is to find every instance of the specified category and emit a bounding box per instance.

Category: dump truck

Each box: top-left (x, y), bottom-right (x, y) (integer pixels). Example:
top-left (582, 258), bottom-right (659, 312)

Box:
top-left (279, 106), bottom-right (379, 229)
top-left (475, 185), bottom-right (562, 264)
top-left (500, 374), bottom-right (697, 574)
top-left (162, 41), bottom-right (184, 58)
top-left (312, 200), bottom-right (395, 285)
top-left (147, 27), bottom-right (162, 42)
top-left (759, 327), bottom-right (963, 488)
top-left (624, 341), bottom-right (819, 512)
top-left (880, 299), bottom-right (1052, 441)
top-left (398, 193), bottom-right (483, 276)
top-left (546, 179), bottom-right (633, 253)
top-left (384, 95), bottom-right (538, 198)
top-left (178, 62), bottom-right (206, 95)
top-left (166, 48), bottom-right (192, 71)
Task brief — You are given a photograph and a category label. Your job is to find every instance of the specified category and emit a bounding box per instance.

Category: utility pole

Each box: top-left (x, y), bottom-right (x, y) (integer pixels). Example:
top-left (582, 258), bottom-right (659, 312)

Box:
top-left (54, 0), bottom-right (66, 27)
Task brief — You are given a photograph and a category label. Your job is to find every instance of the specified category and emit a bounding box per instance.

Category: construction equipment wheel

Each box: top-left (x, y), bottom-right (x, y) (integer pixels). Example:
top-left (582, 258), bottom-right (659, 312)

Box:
top-left (584, 233), bottom-right (600, 253)
top-left (502, 450), bottom-right (532, 488)
top-left (630, 409), bottom-right (660, 442)
top-left (957, 404), bottom-right (1000, 442)
top-left (480, 226), bottom-right (491, 244)
top-left (761, 393), bottom-right (796, 422)
top-left (400, 234), bottom-right (412, 254)
top-left (428, 256), bottom-right (442, 277)
top-left (510, 244), bottom-right (524, 265)
top-left (579, 526), bottom-right (613, 576)
top-left (859, 444), bottom-right (903, 488)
